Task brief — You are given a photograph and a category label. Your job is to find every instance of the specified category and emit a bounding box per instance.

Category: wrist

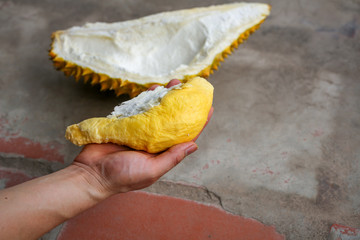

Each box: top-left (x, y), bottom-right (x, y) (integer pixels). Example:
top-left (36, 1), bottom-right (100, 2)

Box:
top-left (0, 164), bottom-right (115, 240)
top-left (69, 162), bottom-right (116, 202)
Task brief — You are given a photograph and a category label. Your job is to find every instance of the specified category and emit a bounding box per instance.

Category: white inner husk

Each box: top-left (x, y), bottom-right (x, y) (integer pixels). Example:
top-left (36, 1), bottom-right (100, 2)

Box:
top-left (107, 84), bottom-right (182, 118)
top-left (52, 3), bottom-right (269, 84)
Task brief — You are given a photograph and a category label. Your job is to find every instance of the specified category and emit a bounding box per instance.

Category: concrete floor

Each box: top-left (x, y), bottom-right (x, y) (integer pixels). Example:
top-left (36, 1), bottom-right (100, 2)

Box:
top-left (0, 0), bottom-right (359, 239)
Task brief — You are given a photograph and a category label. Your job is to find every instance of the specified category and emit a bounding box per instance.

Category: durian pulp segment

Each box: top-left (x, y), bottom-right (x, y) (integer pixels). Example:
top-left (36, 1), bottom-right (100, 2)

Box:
top-left (65, 77), bottom-right (214, 153)
top-left (50, 2), bottom-right (270, 97)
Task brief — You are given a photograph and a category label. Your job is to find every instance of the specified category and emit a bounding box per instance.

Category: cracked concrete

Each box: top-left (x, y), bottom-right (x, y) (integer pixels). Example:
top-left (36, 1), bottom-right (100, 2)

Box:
top-left (0, 0), bottom-right (359, 239)
top-left (145, 180), bottom-right (224, 208)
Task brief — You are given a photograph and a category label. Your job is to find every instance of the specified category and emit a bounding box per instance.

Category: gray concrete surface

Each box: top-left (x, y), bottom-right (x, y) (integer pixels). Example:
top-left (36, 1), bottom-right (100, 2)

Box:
top-left (0, 0), bottom-right (359, 239)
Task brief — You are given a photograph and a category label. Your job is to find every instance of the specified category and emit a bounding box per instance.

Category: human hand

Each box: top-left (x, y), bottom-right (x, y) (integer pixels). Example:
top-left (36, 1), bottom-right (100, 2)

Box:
top-left (72, 79), bottom-right (214, 197)
top-left (0, 80), bottom-right (212, 240)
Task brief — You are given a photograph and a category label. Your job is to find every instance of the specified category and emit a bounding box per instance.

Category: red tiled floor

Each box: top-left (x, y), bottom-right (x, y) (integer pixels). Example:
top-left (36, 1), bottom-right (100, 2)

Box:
top-left (0, 136), bottom-right (64, 163)
top-left (0, 167), bottom-right (32, 188)
top-left (0, 117), bottom-right (64, 163)
top-left (57, 191), bottom-right (284, 240)
top-left (328, 224), bottom-right (360, 240)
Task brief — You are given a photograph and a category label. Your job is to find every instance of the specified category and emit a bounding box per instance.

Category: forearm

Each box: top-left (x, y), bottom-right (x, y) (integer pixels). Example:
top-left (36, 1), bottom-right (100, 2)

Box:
top-left (0, 165), bottom-right (112, 240)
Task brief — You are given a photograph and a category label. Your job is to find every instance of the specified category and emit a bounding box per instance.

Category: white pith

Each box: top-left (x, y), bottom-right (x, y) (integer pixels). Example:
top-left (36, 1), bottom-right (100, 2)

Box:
top-left (107, 84), bottom-right (182, 118)
top-left (52, 3), bottom-right (270, 85)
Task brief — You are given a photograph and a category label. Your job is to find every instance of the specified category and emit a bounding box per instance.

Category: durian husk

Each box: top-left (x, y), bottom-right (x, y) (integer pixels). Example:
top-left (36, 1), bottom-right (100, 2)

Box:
top-left (49, 20), bottom-right (265, 98)
top-left (65, 77), bottom-right (213, 153)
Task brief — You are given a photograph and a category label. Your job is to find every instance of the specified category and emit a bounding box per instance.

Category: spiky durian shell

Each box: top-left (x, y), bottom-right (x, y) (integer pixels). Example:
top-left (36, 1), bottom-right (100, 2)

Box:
top-left (49, 8), bottom-right (268, 98)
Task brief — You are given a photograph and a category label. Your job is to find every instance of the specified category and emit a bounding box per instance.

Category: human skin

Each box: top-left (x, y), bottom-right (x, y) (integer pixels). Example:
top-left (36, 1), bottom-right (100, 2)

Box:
top-left (0, 79), bottom-right (213, 240)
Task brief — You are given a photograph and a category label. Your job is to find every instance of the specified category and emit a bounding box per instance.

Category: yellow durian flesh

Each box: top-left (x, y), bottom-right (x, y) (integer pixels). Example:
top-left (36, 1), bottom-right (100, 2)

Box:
top-left (50, 2), bottom-right (270, 97)
top-left (65, 77), bottom-right (213, 153)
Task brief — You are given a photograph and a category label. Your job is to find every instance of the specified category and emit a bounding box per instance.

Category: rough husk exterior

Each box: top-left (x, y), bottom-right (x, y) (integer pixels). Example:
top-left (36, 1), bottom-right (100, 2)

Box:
top-left (65, 77), bottom-right (213, 153)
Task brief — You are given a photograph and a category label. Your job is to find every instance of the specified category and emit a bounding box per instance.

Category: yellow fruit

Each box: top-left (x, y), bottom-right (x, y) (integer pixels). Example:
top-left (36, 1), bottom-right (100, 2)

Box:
top-left (50, 3), bottom-right (270, 97)
top-left (65, 77), bottom-right (213, 153)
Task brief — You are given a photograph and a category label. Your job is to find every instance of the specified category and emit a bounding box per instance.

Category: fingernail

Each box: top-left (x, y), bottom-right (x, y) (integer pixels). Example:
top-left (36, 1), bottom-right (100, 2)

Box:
top-left (185, 143), bottom-right (198, 156)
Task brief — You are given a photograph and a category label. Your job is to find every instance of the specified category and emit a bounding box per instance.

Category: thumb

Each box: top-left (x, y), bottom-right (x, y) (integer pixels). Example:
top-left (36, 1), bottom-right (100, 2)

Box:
top-left (152, 142), bottom-right (198, 177)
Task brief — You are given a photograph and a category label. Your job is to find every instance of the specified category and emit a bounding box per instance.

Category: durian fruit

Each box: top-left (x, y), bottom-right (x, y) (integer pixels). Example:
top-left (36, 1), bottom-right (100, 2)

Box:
top-left (50, 2), bottom-right (270, 97)
top-left (65, 77), bottom-right (213, 153)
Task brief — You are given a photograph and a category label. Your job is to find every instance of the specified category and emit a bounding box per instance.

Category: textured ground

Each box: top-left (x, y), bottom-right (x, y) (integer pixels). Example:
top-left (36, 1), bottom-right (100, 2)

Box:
top-left (0, 0), bottom-right (359, 239)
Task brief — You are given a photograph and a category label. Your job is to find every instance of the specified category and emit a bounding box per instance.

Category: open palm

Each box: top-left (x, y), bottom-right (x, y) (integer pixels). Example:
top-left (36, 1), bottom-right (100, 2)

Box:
top-left (72, 79), bottom-right (213, 195)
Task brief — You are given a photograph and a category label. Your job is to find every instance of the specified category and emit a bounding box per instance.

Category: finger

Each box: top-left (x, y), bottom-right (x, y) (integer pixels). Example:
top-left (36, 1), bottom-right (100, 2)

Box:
top-left (149, 79), bottom-right (180, 91)
top-left (193, 106), bottom-right (214, 142)
top-left (166, 79), bottom-right (181, 88)
top-left (148, 84), bottom-right (160, 91)
top-left (151, 142), bottom-right (198, 177)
